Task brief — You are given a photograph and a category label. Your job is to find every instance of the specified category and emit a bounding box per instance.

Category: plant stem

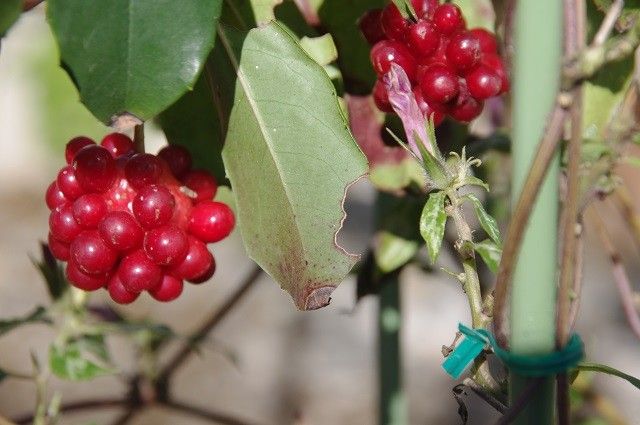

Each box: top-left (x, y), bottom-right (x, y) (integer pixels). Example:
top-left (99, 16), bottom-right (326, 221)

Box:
top-left (133, 124), bottom-right (145, 153)
top-left (378, 273), bottom-right (407, 425)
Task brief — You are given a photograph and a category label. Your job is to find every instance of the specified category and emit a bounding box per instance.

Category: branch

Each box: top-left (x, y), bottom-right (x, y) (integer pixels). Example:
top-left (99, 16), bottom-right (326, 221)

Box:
top-left (593, 0), bottom-right (624, 47)
top-left (568, 215), bottom-right (585, 331)
top-left (13, 398), bottom-right (127, 425)
top-left (494, 378), bottom-right (544, 425)
top-left (161, 400), bottom-right (262, 425)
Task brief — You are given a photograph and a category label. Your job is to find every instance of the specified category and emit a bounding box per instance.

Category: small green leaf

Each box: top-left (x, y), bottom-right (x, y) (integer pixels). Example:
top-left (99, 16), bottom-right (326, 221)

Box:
top-left (299, 34), bottom-right (338, 66)
top-left (420, 191), bottom-right (447, 263)
top-left (474, 239), bottom-right (502, 273)
top-left (0, 307), bottom-right (51, 337)
top-left (73, 335), bottom-right (110, 363)
top-left (49, 342), bottom-right (112, 381)
top-left (33, 243), bottom-right (68, 301)
top-left (465, 194), bottom-right (501, 246)
top-left (0, 0), bottom-right (20, 37)
top-left (392, 0), bottom-right (416, 19)
top-left (462, 175), bottom-right (490, 191)
top-left (0, 368), bottom-right (7, 383)
top-left (576, 362), bottom-right (640, 391)
top-left (374, 231), bottom-right (420, 273)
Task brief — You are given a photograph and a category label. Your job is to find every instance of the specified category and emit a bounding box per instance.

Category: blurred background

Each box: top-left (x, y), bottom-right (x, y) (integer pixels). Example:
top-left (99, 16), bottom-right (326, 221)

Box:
top-left (0, 5), bottom-right (639, 425)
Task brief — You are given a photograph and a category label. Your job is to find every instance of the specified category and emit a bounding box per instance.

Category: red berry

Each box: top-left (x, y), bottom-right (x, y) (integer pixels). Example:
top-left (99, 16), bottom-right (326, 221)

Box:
top-left (419, 63), bottom-right (459, 103)
top-left (411, 0), bottom-right (439, 18)
top-left (188, 201), bottom-right (235, 243)
top-left (132, 184), bottom-right (175, 229)
top-left (481, 53), bottom-right (510, 93)
top-left (49, 204), bottom-right (82, 243)
top-left (100, 133), bottom-right (134, 158)
top-left (373, 79), bottom-right (393, 113)
top-left (118, 249), bottom-right (162, 293)
top-left (449, 80), bottom-right (484, 122)
top-left (70, 230), bottom-right (118, 275)
top-left (413, 87), bottom-right (445, 126)
top-left (182, 170), bottom-right (218, 202)
top-left (170, 236), bottom-right (214, 281)
top-left (188, 260), bottom-right (216, 284)
top-left (48, 233), bottom-right (70, 261)
top-left (446, 31), bottom-right (481, 72)
top-left (370, 40), bottom-right (417, 81)
top-left (125, 153), bottom-right (162, 190)
top-left (99, 211), bottom-right (144, 251)
top-left (56, 166), bottom-right (84, 200)
top-left (149, 275), bottom-right (183, 302)
top-left (72, 194), bottom-right (107, 228)
top-left (107, 274), bottom-right (139, 304)
top-left (470, 28), bottom-right (498, 54)
top-left (359, 9), bottom-right (385, 45)
top-left (158, 145), bottom-right (192, 179)
top-left (407, 21), bottom-right (440, 58)
top-left (66, 260), bottom-right (107, 291)
top-left (143, 225), bottom-right (189, 266)
top-left (433, 4), bottom-right (465, 34)
top-left (65, 136), bottom-right (95, 164)
top-left (466, 64), bottom-right (501, 99)
top-left (381, 3), bottom-right (410, 41)
top-left (46, 182), bottom-right (68, 210)
top-left (73, 145), bottom-right (117, 193)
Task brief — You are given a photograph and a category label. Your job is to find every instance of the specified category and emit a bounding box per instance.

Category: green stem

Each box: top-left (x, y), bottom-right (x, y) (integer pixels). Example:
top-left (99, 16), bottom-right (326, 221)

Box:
top-left (378, 274), bottom-right (407, 425)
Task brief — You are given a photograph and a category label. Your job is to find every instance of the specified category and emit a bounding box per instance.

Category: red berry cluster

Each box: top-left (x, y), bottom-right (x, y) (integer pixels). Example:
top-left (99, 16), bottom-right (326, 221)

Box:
top-left (360, 0), bottom-right (509, 124)
top-left (46, 133), bottom-right (235, 304)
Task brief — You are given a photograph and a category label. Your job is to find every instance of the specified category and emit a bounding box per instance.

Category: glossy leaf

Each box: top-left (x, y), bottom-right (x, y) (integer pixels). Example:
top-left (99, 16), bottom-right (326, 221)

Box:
top-left (474, 239), bottom-right (501, 273)
top-left (0, 307), bottom-right (50, 337)
top-left (0, 0), bottom-right (20, 37)
top-left (221, 22), bottom-right (368, 310)
top-left (47, 0), bottom-right (222, 124)
top-left (420, 191), bottom-right (447, 264)
top-left (577, 362), bottom-right (640, 391)
top-left (465, 194), bottom-right (501, 246)
top-left (49, 341), bottom-right (113, 381)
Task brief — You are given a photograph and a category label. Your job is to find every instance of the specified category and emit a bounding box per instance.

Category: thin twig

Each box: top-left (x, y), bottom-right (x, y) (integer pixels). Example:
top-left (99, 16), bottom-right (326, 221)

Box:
top-left (593, 0), bottom-right (625, 47)
top-left (109, 408), bottom-right (138, 425)
top-left (568, 215), bottom-right (585, 330)
top-left (13, 398), bottom-right (127, 425)
top-left (494, 378), bottom-right (544, 425)
top-left (133, 124), bottom-right (145, 153)
top-left (162, 400), bottom-right (262, 425)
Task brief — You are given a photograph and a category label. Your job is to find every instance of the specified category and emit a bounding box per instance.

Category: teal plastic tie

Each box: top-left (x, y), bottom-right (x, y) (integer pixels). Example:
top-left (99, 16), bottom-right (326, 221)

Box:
top-left (442, 323), bottom-right (585, 379)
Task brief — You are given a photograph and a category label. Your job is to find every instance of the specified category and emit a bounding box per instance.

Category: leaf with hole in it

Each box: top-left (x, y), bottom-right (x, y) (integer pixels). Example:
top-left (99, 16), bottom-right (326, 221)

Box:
top-left (220, 22), bottom-right (367, 310)
top-left (0, 307), bottom-right (51, 337)
top-left (465, 194), bottom-right (501, 246)
top-left (474, 239), bottom-right (501, 273)
top-left (47, 0), bottom-right (222, 125)
top-left (576, 362), bottom-right (640, 390)
top-left (49, 341), bottom-right (113, 381)
top-left (420, 191), bottom-right (447, 264)
top-left (0, 0), bottom-right (20, 37)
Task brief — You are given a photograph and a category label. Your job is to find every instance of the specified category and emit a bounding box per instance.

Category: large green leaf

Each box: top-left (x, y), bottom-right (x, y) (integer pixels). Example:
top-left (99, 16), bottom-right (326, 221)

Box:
top-left (221, 22), bottom-right (367, 310)
top-left (47, 0), bottom-right (222, 125)
top-left (0, 0), bottom-right (20, 37)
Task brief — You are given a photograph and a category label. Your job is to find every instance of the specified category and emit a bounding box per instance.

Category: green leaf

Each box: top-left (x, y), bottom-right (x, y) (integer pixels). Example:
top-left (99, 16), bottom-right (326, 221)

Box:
top-left (420, 191), bottom-right (447, 263)
top-left (392, 0), bottom-right (415, 18)
top-left (47, 0), bottom-right (223, 124)
top-left (0, 0), bottom-right (20, 37)
top-left (49, 341), bottom-right (113, 381)
top-left (474, 239), bottom-right (501, 273)
top-left (576, 362), bottom-right (640, 390)
top-left (249, 0), bottom-right (284, 24)
top-left (220, 22), bottom-right (368, 310)
top-left (465, 194), bottom-right (501, 246)
top-left (33, 243), bottom-right (68, 301)
top-left (455, 0), bottom-right (495, 30)
top-left (73, 335), bottom-right (110, 363)
top-left (374, 231), bottom-right (420, 273)
top-left (299, 34), bottom-right (338, 66)
top-left (0, 368), bottom-right (7, 383)
top-left (0, 307), bottom-right (50, 337)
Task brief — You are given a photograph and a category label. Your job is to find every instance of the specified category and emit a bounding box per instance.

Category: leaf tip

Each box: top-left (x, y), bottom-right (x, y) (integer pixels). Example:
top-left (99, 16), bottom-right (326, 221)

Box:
top-left (295, 285), bottom-right (335, 311)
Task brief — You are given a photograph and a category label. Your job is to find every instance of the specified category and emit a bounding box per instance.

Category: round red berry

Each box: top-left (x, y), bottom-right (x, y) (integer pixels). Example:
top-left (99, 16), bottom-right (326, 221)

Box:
top-left (188, 201), bottom-right (235, 243)
top-left (449, 80), bottom-right (484, 122)
top-left (143, 225), bottom-right (189, 266)
top-left (72, 194), bottom-right (108, 228)
top-left (56, 166), bottom-right (84, 200)
top-left (149, 275), bottom-right (184, 302)
top-left (466, 64), bottom-right (501, 99)
top-left (188, 260), bottom-right (216, 284)
top-left (470, 28), bottom-right (498, 54)
top-left (370, 40), bottom-right (417, 81)
top-left (99, 211), bottom-right (144, 251)
top-left (381, 3), bottom-right (410, 41)
top-left (73, 145), bottom-right (117, 193)
top-left (132, 184), bottom-right (175, 229)
top-left (65, 136), bottom-right (95, 164)
top-left (100, 133), bottom-right (134, 158)
top-left (158, 145), bottom-right (192, 179)
top-left (373, 79), bottom-right (393, 113)
top-left (407, 21), bottom-right (440, 58)
top-left (411, 0), bottom-right (439, 18)
top-left (125, 153), bottom-right (162, 190)
top-left (66, 260), bottom-right (107, 291)
top-left (433, 4), bottom-right (465, 34)
top-left (49, 204), bottom-right (82, 243)
top-left (48, 233), bottom-right (70, 261)
top-left (182, 170), bottom-right (218, 202)
top-left (481, 53), bottom-right (510, 93)
top-left (107, 274), bottom-right (139, 304)
top-left (446, 31), bottom-right (481, 72)
top-left (359, 8), bottom-right (385, 45)
top-left (413, 87), bottom-right (445, 126)
top-left (170, 236), bottom-right (214, 281)
top-left (46, 182), bottom-right (68, 210)
top-left (118, 249), bottom-right (162, 293)
top-left (419, 63), bottom-right (459, 103)
top-left (70, 230), bottom-right (118, 275)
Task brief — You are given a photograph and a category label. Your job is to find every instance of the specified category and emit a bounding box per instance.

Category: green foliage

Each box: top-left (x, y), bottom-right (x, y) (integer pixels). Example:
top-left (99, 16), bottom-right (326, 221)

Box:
top-left (49, 338), bottom-right (113, 381)
top-left (299, 34), bottom-right (338, 66)
top-left (47, 0), bottom-right (223, 124)
top-left (32, 243), bottom-right (68, 301)
top-left (473, 239), bottom-right (501, 273)
top-left (0, 307), bottom-right (50, 337)
top-left (464, 194), bottom-right (502, 246)
top-left (0, 0), bottom-right (20, 37)
top-left (420, 191), bottom-right (447, 263)
top-left (577, 362), bottom-right (640, 390)
top-left (220, 22), bottom-right (368, 310)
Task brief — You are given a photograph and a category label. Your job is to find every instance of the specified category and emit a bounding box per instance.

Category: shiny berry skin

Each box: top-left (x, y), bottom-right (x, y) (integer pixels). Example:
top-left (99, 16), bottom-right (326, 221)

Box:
top-left (46, 182), bottom-right (68, 210)
top-left (413, 87), bottom-right (445, 126)
top-left (188, 201), bottom-right (235, 243)
top-left (419, 63), bottom-right (459, 103)
top-left (359, 8), bottom-right (385, 45)
top-left (466, 64), bottom-right (501, 99)
top-left (149, 275), bottom-right (184, 302)
top-left (73, 194), bottom-right (107, 228)
top-left (143, 225), bottom-right (189, 266)
top-left (65, 136), bottom-right (95, 164)
top-left (449, 81), bottom-right (484, 122)
top-left (433, 4), bottom-right (465, 34)
top-left (100, 133), bottom-right (134, 158)
top-left (107, 274), bottom-right (139, 304)
top-left (407, 21), bottom-right (440, 58)
top-left (70, 230), bottom-right (118, 275)
top-left (99, 211), bottom-right (144, 251)
top-left (381, 3), bottom-right (410, 41)
top-left (482, 53), bottom-right (509, 93)
top-left (56, 166), bottom-right (84, 200)
top-left (411, 0), bottom-right (439, 18)
top-left (48, 233), bottom-right (70, 261)
top-left (470, 28), bottom-right (498, 54)
top-left (132, 184), bottom-right (175, 228)
top-left (373, 79), bottom-right (393, 113)
top-left (66, 260), bottom-right (107, 291)
top-left (158, 145), bottom-right (192, 179)
top-left (370, 40), bottom-right (417, 81)
top-left (49, 204), bottom-right (82, 243)
top-left (182, 170), bottom-right (218, 202)
top-left (118, 249), bottom-right (162, 293)
top-left (73, 145), bottom-right (117, 193)
top-left (125, 153), bottom-right (162, 190)
top-left (446, 31), bottom-right (481, 72)
top-left (188, 260), bottom-right (216, 284)
top-left (170, 236), bottom-right (214, 281)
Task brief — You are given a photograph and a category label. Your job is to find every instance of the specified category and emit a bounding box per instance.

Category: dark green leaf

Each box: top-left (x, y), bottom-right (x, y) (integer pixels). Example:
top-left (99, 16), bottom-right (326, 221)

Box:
top-left (0, 368), bottom-right (7, 383)
top-left (465, 194), bottom-right (501, 246)
top-left (49, 342), bottom-right (112, 381)
top-left (0, 307), bottom-right (50, 337)
top-left (33, 243), bottom-right (68, 300)
top-left (220, 22), bottom-right (368, 310)
top-left (47, 0), bottom-right (223, 124)
top-left (474, 239), bottom-right (501, 273)
top-left (576, 362), bottom-right (640, 390)
top-left (420, 191), bottom-right (447, 263)
top-left (0, 0), bottom-right (20, 37)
